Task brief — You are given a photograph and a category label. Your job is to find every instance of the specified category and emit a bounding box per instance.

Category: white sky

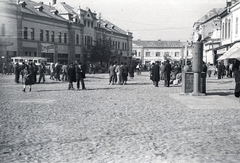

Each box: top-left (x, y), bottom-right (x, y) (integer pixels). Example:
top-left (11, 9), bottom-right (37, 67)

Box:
top-left (40, 0), bottom-right (226, 41)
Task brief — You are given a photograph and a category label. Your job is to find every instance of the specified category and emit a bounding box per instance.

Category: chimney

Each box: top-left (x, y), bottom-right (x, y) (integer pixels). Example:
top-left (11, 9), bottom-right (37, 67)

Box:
top-left (52, 0), bottom-right (56, 5)
top-left (226, 0), bottom-right (231, 7)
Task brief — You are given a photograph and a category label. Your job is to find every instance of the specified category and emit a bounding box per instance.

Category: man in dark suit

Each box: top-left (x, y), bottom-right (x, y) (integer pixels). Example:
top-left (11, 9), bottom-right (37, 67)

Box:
top-left (164, 60), bottom-right (172, 87)
top-left (151, 61), bottom-right (160, 87)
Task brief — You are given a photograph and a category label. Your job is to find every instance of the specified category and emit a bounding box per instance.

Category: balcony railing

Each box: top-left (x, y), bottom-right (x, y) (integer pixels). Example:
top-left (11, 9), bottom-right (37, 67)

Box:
top-left (0, 35), bottom-right (14, 46)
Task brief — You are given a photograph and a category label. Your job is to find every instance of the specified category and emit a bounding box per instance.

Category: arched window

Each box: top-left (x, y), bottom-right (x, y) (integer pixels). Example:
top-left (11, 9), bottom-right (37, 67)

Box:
top-left (222, 23), bottom-right (225, 39)
top-left (225, 20), bottom-right (228, 39)
top-left (228, 20), bottom-right (231, 39)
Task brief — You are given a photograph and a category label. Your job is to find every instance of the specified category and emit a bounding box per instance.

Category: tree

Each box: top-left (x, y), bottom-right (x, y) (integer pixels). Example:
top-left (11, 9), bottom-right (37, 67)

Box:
top-left (89, 39), bottom-right (113, 65)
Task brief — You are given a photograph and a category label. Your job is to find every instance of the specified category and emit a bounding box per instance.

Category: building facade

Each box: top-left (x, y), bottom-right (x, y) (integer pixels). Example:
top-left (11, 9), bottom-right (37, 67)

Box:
top-left (0, 0), bottom-right (132, 69)
top-left (193, 8), bottom-right (223, 65)
top-left (132, 40), bottom-right (188, 65)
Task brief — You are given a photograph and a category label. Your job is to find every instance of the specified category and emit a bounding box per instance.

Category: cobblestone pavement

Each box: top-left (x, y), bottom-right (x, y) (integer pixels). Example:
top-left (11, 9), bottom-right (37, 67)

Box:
top-left (0, 72), bottom-right (240, 163)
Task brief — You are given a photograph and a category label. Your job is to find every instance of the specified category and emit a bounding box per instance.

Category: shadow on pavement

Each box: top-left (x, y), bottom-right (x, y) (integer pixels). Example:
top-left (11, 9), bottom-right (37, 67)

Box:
top-left (206, 92), bottom-right (234, 96)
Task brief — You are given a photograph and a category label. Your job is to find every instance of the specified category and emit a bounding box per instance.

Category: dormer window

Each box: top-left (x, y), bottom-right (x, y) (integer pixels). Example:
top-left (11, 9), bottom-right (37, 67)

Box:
top-left (111, 25), bottom-right (115, 29)
top-left (105, 23), bottom-right (108, 28)
top-left (50, 10), bottom-right (58, 15)
top-left (34, 5), bottom-right (44, 12)
top-left (19, 1), bottom-right (27, 8)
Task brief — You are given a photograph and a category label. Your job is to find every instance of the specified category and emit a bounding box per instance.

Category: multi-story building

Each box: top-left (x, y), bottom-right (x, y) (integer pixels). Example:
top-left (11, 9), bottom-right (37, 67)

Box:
top-left (215, 0), bottom-right (240, 64)
top-left (0, 0), bottom-right (132, 69)
top-left (132, 40), bottom-right (186, 65)
top-left (193, 8), bottom-right (223, 65)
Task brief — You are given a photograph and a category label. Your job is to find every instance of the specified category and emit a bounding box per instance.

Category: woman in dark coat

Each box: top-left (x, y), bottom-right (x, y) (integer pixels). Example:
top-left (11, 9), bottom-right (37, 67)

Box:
top-left (75, 62), bottom-right (86, 90)
top-left (22, 64), bottom-right (35, 92)
top-left (151, 61), bottom-right (160, 87)
top-left (67, 63), bottom-right (76, 90)
top-left (128, 64), bottom-right (134, 79)
top-left (14, 62), bottom-right (20, 83)
top-left (164, 60), bottom-right (172, 87)
top-left (234, 64), bottom-right (240, 101)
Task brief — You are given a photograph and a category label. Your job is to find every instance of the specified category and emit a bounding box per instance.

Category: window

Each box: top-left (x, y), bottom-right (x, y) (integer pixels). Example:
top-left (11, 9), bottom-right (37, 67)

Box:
top-left (51, 31), bottom-right (54, 42)
top-left (91, 22), bottom-right (93, 28)
top-left (40, 29), bottom-right (43, 41)
top-left (156, 52), bottom-right (160, 57)
top-left (138, 52), bottom-right (140, 57)
top-left (84, 20), bottom-right (86, 26)
top-left (30, 28), bottom-right (34, 40)
top-left (164, 52), bottom-right (170, 57)
top-left (228, 20), bottom-right (231, 39)
top-left (24, 27), bottom-right (28, 39)
top-left (88, 21), bottom-right (90, 27)
top-left (225, 20), bottom-right (227, 39)
top-left (76, 34), bottom-right (79, 44)
top-left (46, 30), bottom-right (49, 42)
top-left (118, 42), bottom-right (120, 49)
top-left (58, 32), bottom-right (62, 43)
top-left (174, 52), bottom-right (180, 57)
top-left (125, 43), bottom-right (127, 50)
top-left (222, 23), bottom-right (224, 39)
top-left (64, 33), bottom-right (67, 43)
top-left (1, 24), bottom-right (5, 36)
top-left (236, 17), bottom-right (238, 35)
top-left (145, 52), bottom-right (150, 57)
top-left (122, 42), bottom-right (124, 50)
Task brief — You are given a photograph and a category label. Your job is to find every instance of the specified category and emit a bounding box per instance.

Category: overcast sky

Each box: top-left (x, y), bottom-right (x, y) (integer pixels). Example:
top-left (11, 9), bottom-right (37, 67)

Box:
top-left (41, 0), bottom-right (226, 41)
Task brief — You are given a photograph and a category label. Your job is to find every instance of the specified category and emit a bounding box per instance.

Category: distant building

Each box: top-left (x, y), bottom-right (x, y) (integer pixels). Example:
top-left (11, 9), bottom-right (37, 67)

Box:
top-left (132, 40), bottom-right (187, 65)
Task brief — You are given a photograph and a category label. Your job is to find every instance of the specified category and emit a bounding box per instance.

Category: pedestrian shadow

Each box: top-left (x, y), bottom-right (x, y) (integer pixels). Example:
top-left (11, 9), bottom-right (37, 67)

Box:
top-left (35, 89), bottom-right (65, 92)
top-left (84, 87), bottom-right (115, 91)
top-left (126, 82), bottom-right (153, 85)
top-left (206, 91), bottom-right (234, 96)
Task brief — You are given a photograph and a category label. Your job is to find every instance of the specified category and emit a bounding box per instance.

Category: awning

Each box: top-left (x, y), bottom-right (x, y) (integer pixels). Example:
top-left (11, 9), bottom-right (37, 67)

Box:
top-left (217, 42), bottom-right (240, 60)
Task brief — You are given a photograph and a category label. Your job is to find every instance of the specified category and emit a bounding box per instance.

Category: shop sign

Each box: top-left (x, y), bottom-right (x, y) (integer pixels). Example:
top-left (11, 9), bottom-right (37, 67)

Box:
top-left (41, 43), bottom-right (55, 53)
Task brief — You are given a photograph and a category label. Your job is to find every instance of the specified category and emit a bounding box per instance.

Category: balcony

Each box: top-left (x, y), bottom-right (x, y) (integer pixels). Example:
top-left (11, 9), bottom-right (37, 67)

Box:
top-left (0, 35), bottom-right (14, 46)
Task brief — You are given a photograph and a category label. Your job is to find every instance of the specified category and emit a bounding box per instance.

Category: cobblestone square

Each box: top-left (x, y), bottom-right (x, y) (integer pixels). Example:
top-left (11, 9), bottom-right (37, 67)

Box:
top-left (0, 72), bottom-right (240, 163)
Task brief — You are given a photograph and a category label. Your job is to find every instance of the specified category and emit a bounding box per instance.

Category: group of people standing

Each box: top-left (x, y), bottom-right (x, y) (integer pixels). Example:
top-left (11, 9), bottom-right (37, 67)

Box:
top-left (108, 61), bottom-right (134, 85)
top-left (13, 62), bottom-right (41, 92)
top-left (150, 60), bottom-right (172, 87)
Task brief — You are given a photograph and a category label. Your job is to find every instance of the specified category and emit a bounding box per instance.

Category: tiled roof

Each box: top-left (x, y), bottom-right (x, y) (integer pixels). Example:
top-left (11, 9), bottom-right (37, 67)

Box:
top-left (197, 8), bottom-right (224, 23)
top-left (132, 40), bottom-right (183, 48)
top-left (53, 2), bottom-right (76, 15)
top-left (100, 19), bottom-right (127, 35)
top-left (7, 0), bottom-right (66, 21)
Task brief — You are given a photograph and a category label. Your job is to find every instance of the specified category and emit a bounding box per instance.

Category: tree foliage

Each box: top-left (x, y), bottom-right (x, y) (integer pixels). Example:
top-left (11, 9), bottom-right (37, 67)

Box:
top-left (89, 39), bottom-right (113, 64)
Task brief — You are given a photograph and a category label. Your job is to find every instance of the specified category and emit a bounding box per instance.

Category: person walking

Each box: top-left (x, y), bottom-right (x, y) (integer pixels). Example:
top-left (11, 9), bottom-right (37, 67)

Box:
top-left (67, 63), bottom-right (76, 90)
top-left (136, 63), bottom-right (141, 75)
top-left (160, 62), bottom-right (165, 80)
top-left (164, 60), bottom-right (172, 87)
top-left (38, 62), bottom-right (46, 83)
top-left (234, 64), bottom-right (240, 102)
top-left (49, 63), bottom-right (55, 80)
top-left (115, 62), bottom-right (123, 85)
top-left (22, 64), bottom-right (35, 92)
top-left (14, 62), bottom-right (21, 83)
top-left (55, 62), bottom-right (61, 81)
top-left (122, 63), bottom-right (129, 85)
top-left (151, 61), bottom-right (160, 87)
top-left (128, 63), bottom-right (134, 79)
top-left (61, 63), bottom-right (68, 82)
top-left (32, 62), bottom-right (38, 84)
top-left (75, 61), bottom-right (86, 90)
top-left (108, 62), bottom-right (116, 85)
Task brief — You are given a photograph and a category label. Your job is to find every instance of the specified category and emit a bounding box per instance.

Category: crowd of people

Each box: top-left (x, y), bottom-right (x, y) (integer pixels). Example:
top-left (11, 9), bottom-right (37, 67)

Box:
top-left (108, 61), bottom-right (135, 85)
top-left (2, 58), bottom-right (240, 100)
